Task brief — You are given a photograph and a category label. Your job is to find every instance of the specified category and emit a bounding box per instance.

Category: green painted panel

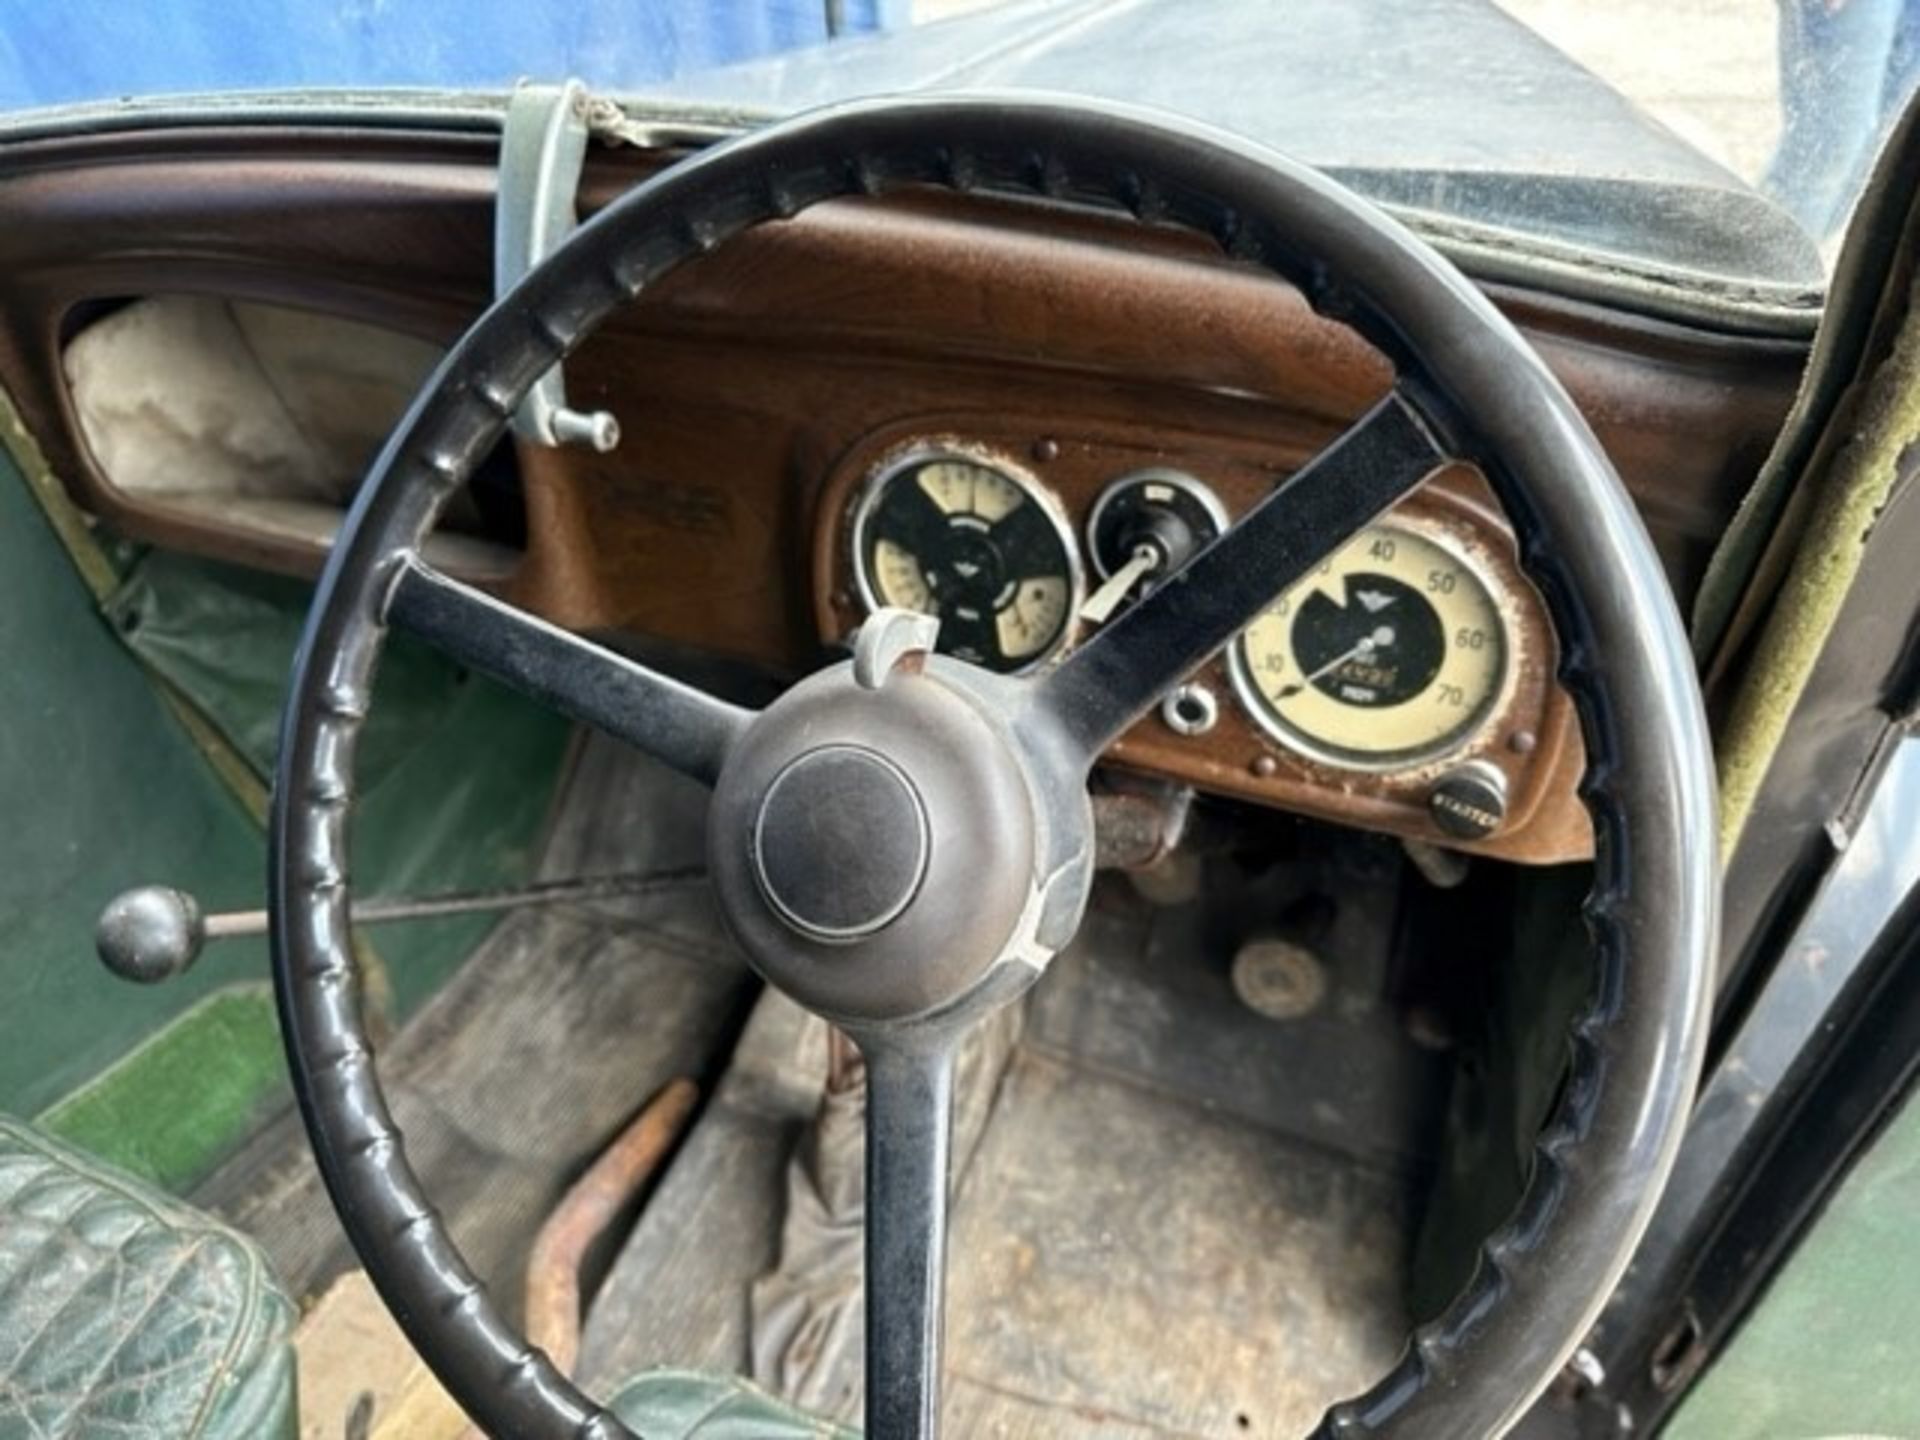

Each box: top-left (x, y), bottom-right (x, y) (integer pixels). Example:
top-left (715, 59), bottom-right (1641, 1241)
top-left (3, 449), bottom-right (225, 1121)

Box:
top-left (0, 445), bottom-right (571, 1184)
top-left (351, 685), bottom-right (571, 1016)
top-left (1665, 1087), bottom-right (1920, 1438)
top-left (0, 453), bottom-right (276, 1118)
top-left (111, 550), bottom-right (574, 1017)
top-left (37, 984), bottom-right (288, 1192)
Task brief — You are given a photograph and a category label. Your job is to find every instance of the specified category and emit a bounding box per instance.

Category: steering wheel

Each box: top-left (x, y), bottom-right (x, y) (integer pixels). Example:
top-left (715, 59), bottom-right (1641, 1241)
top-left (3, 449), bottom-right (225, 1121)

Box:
top-left (268, 94), bottom-right (1715, 1439)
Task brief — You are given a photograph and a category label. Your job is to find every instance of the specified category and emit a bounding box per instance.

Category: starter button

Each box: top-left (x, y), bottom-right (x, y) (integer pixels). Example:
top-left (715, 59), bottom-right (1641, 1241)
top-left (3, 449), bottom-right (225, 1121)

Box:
top-left (1429, 761), bottom-right (1508, 840)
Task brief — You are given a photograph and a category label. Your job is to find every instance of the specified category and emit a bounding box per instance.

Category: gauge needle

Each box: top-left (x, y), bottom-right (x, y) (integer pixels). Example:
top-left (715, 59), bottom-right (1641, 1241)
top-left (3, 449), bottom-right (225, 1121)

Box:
top-left (1080, 545), bottom-right (1162, 624)
top-left (1279, 625), bottom-right (1395, 698)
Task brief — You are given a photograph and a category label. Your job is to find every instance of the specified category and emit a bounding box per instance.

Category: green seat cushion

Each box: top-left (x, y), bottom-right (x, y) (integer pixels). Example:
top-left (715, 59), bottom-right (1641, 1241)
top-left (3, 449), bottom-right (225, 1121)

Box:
top-left (607, 1369), bottom-right (858, 1438)
top-left (0, 1115), bottom-right (296, 1440)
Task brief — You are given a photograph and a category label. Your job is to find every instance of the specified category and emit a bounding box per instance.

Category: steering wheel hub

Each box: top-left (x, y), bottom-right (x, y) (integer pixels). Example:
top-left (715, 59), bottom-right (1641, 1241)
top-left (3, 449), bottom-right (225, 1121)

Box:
top-left (752, 744), bottom-right (931, 942)
top-left (706, 661), bottom-right (1054, 1024)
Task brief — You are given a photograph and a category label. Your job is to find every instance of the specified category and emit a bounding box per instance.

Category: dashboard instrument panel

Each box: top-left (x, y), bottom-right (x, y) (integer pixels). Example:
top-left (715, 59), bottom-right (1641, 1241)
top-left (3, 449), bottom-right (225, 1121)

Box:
top-left (815, 414), bottom-right (1591, 863)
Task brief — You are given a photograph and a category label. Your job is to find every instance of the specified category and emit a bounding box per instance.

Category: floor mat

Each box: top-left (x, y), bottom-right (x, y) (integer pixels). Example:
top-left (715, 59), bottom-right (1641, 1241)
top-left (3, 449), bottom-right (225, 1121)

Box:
top-left (579, 989), bottom-right (1019, 1406)
top-left (194, 736), bottom-right (756, 1307)
top-left (577, 989), bottom-right (834, 1388)
top-left (581, 878), bottom-right (1429, 1437)
top-left (942, 1051), bottom-right (1407, 1438)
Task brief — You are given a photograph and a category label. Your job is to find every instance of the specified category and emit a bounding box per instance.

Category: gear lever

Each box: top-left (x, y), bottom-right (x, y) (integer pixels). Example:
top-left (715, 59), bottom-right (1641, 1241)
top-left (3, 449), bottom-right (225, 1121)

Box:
top-left (92, 868), bottom-right (705, 985)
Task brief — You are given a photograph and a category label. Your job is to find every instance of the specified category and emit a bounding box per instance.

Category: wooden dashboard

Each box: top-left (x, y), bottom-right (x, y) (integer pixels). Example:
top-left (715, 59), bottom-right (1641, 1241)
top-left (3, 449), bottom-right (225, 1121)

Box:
top-left (805, 411), bottom-right (1584, 861)
top-left (0, 125), bottom-right (1808, 864)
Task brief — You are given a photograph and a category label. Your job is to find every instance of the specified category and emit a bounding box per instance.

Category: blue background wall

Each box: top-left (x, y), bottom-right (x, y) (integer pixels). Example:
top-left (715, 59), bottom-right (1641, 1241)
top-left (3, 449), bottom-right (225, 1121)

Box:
top-left (0, 0), bottom-right (905, 111)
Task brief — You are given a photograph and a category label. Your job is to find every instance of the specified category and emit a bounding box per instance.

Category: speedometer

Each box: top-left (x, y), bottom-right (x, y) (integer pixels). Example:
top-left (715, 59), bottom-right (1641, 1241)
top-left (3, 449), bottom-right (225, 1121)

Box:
top-left (852, 450), bottom-right (1079, 674)
top-left (1229, 521), bottom-right (1508, 770)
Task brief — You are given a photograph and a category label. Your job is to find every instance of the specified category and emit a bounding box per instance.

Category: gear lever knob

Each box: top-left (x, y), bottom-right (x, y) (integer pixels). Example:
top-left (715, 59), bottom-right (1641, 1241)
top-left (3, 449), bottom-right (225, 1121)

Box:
top-left (94, 885), bottom-right (207, 984)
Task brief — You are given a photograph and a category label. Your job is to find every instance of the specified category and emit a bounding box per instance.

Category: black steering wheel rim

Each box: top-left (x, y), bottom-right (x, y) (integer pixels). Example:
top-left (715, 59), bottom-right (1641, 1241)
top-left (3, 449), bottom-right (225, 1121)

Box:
top-left (269, 92), bottom-right (1716, 1439)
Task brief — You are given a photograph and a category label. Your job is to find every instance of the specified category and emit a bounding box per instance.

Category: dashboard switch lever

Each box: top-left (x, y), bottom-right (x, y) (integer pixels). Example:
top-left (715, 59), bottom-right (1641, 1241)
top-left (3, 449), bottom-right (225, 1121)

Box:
top-left (853, 608), bottom-right (941, 690)
top-left (1079, 544), bottom-right (1161, 625)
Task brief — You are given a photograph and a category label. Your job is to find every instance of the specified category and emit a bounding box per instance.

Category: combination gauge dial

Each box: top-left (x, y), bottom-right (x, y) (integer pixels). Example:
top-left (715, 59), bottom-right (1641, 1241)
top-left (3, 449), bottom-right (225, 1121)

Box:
top-left (1081, 469), bottom-right (1227, 622)
top-left (1230, 521), bottom-right (1509, 771)
top-left (853, 451), bottom-right (1080, 673)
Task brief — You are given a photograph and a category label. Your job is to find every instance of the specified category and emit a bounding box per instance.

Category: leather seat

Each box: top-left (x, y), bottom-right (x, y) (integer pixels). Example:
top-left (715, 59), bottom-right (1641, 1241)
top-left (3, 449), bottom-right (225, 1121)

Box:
top-left (0, 1115), bottom-right (297, 1440)
top-left (0, 1112), bottom-right (857, 1440)
top-left (607, 1369), bottom-right (858, 1437)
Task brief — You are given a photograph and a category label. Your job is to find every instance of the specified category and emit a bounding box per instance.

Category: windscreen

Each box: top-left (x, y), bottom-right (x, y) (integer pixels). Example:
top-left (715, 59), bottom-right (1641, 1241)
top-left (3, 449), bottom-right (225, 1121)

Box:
top-left (1, 0), bottom-right (1902, 303)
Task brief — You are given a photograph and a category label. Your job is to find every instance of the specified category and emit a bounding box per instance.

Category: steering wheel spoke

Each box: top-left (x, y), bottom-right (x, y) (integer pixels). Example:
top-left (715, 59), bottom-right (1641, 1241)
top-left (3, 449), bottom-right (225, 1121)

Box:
top-left (858, 1023), bottom-right (963, 1440)
top-left (384, 557), bottom-right (754, 786)
top-left (1034, 389), bottom-right (1450, 763)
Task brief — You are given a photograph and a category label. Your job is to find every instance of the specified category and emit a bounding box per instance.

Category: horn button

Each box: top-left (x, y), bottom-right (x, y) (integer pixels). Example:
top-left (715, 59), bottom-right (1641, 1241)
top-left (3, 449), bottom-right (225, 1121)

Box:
top-left (707, 659), bottom-right (1044, 1025)
top-left (751, 746), bottom-right (930, 942)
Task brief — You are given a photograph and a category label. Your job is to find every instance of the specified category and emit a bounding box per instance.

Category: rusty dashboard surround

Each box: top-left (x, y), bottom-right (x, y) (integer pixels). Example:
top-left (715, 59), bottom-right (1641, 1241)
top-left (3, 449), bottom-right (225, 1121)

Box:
top-left (0, 124), bottom-right (1806, 863)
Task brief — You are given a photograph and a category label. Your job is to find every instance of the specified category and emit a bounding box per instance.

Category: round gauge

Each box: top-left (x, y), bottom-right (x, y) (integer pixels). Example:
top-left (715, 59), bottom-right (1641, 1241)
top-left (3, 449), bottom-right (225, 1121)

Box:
top-left (852, 450), bottom-right (1079, 673)
top-left (1230, 522), bottom-right (1508, 770)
